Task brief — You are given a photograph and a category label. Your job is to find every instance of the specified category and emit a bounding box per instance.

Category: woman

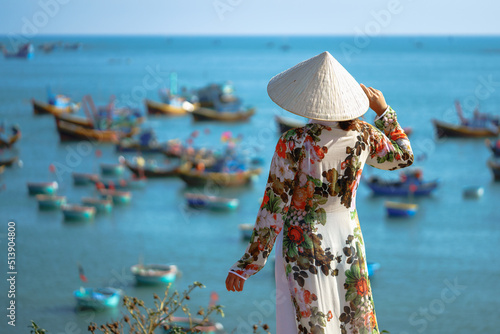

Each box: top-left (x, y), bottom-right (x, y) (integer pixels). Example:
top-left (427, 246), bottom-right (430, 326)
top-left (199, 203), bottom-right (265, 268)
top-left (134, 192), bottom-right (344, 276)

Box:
top-left (226, 51), bottom-right (413, 334)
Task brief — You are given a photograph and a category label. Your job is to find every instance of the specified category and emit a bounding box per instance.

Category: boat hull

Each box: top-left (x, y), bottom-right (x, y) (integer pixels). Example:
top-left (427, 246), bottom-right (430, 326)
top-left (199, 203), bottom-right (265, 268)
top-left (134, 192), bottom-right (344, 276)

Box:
top-left (32, 99), bottom-right (74, 115)
top-left (74, 288), bottom-right (121, 310)
top-left (385, 201), bottom-right (418, 217)
top-left (487, 160), bottom-right (500, 181)
top-left (125, 160), bottom-right (180, 178)
top-left (367, 179), bottom-right (438, 196)
top-left (99, 190), bottom-right (132, 205)
top-left (72, 173), bottom-right (99, 186)
top-left (432, 119), bottom-right (499, 138)
top-left (186, 193), bottom-right (239, 211)
top-left (145, 99), bottom-right (189, 116)
top-left (36, 195), bottom-right (67, 210)
top-left (62, 205), bottom-right (96, 221)
top-left (27, 182), bottom-right (58, 196)
top-left (131, 264), bottom-right (178, 285)
top-left (179, 169), bottom-right (261, 188)
top-left (81, 198), bottom-right (113, 213)
top-left (191, 107), bottom-right (255, 122)
top-left (100, 163), bottom-right (125, 176)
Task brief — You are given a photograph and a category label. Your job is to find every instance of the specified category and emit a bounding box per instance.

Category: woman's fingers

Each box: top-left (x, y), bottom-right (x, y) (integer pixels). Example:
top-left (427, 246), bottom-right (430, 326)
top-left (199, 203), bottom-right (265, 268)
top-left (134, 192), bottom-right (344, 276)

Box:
top-left (225, 272), bottom-right (245, 292)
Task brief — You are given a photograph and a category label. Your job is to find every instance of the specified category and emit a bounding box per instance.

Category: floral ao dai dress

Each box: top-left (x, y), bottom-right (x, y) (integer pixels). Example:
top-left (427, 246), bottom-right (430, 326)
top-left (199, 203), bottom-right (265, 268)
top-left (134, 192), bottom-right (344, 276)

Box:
top-left (230, 108), bottom-right (414, 334)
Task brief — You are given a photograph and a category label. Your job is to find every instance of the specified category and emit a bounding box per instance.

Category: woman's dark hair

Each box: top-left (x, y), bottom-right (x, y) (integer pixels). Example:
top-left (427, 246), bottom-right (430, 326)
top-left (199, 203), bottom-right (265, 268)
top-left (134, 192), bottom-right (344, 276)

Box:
top-left (338, 119), bottom-right (358, 131)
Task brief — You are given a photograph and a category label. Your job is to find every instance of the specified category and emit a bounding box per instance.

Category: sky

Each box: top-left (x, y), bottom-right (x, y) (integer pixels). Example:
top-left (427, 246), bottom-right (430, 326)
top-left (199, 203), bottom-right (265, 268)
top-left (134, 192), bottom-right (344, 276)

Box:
top-left (1, 0), bottom-right (499, 36)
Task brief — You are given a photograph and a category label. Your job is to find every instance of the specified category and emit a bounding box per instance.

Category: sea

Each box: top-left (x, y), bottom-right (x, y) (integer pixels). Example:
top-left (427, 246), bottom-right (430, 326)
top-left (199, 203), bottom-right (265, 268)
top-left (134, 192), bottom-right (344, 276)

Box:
top-left (0, 35), bottom-right (499, 334)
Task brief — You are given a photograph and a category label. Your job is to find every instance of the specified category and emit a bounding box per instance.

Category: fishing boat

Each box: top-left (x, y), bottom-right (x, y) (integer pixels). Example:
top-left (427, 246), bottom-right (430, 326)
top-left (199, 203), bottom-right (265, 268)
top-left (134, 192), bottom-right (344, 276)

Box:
top-left (98, 189), bottom-right (132, 205)
top-left (385, 201), bottom-right (418, 217)
top-left (124, 159), bottom-right (180, 178)
top-left (275, 115), bottom-right (306, 133)
top-left (191, 107), bottom-right (255, 122)
top-left (72, 172), bottom-right (99, 186)
top-left (239, 224), bottom-right (254, 241)
top-left (27, 181), bottom-right (58, 195)
top-left (116, 139), bottom-right (165, 154)
top-left (74, 287), bottom-right (122, 310)
top-left (178, 168), bottom-right (261, 188)
top-left (144, 99), bottom-right (195, 116)
top-left (2, 43), bottom-right (34, 59)
top-left (36, 195), bottom-right (67, 210)
top-left (55, 119), bottom-right (121, 143)
top-left (365, 169), bottom-right (438, 196)
top-left (0, 156), bottom-right (18, 167)
top-left (487, 159), bottom-right (500, 181)
top-left (130, 264), bottom-right (178, 285)
top-left (62, 204), bottom-right (96, 221)
top-left (185, 193), bottom-right (239, 211)
top-left (0, 125), bottom-right (21, 149)
top-left (367, 262), bottom-right (381, 277)
top-left (100, 163), bottom-right (125, 176)
top-left (81, 197), bottom-right (113, 213)
top-left (161, 317), bottom-right (223, 334)
top-left (432, 119), bottom-right (499, 138)
top-left (462, 186), bottom-right (484, 199)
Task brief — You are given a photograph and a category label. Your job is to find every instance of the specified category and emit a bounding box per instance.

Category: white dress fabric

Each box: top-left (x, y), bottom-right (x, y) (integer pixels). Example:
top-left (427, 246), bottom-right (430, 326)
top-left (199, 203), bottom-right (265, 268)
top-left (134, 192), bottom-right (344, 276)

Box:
top-left (230, 108), bottom-right (413, 334)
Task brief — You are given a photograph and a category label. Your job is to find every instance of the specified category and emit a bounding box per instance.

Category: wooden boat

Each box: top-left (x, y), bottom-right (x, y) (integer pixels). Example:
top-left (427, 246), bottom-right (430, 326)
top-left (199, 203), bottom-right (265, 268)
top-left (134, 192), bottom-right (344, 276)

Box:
top-left (98, 189), bottom-right (132, 205)
top-left (100, 163), bottom-right (125, 176)
top-left (191, 107), bottom-right (255, 122)
top-left (145, 99), bottom-right (192, 116)
top-left (487, 159), bottom-right (500, 181)
top-left (178, 168), bottom-right (261, 188)
top-left (486, 139), bottom-right (500, 157)
top-left (185, 193), bottom-right (239, 210)
top-left (0, 126), bottom-right (21, 149)
top-left (27, 181), bottom-right (58, 196)
top-left (55, 119), bottom-right (127, 143)
top-left (3, 43), bottom-right (34, 59)
top-left (72, 172), bottom-right (99, 186)
top-left (366, 170), bottom-right (438, 196)
top-left (130, 264), bottom-right (178, 285)
top-left (116, 140), bottom-right (165, 154)
top-left (385, 201), bottom-right (418, 217)
top-left (62, 204), bottom-right (96, 221)
top-left (161, 317), bottom-right (223, 334)
top-left (36, 195), bottom-right (67, 210)
top-left (124, 159), bottom-right (180, 178)
top-left (0, 156), bottom-right (18, 167)
top-left (239, 224), bottom-right (254, 241)
top-left (74, 287), bottom-right (122, 310)
top-left (462, 186), bottom-right (484, 199)
top-left (275, 115), bottom-right (306, 133)
top-left (54, 113), bottom-right (94, 128)
top-left (32, 99), bottom-right (76, 115)
top-left (81, 197), bottom-right (113, 213)
top-left (432, 119), bottom-right (499, 138)
top-left (367, 262), bottom-right (381, 277)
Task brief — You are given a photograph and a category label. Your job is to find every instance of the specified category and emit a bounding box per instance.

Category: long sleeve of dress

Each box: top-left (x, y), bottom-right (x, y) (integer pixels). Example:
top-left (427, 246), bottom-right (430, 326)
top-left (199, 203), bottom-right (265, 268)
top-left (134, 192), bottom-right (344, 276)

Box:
top-left (229, 134), bottom-right (298, 279)
top-left (366, 107), bottom-right (414, 170)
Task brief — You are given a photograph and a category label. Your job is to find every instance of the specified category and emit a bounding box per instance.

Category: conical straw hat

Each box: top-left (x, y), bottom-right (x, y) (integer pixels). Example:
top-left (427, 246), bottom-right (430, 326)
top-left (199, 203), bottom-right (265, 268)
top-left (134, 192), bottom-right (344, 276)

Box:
top-left (267, 51), bottom-right (369, 121)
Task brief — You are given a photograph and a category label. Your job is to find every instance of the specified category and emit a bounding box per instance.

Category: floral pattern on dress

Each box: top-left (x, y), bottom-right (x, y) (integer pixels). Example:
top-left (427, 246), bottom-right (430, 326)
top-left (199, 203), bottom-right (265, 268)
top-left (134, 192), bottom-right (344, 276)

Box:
top-left (230, 108), bottom-right (413, 334)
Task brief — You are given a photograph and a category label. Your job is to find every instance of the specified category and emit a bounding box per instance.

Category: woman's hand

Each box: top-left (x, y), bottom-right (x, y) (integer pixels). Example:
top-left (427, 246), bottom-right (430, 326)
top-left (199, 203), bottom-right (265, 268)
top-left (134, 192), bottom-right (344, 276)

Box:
top-left (225, 272), bottom-right (245, 292)
top-left (360, 84), bottom-right (388, 116)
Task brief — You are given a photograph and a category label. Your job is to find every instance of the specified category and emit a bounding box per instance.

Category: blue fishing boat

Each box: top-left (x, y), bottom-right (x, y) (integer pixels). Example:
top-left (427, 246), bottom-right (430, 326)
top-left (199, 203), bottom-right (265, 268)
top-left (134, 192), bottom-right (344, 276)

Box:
top-left (385, 201), bottom-right (418, 217)
top-left (463, 186), bottom-right (484, 199)
top-left (62, 205), bottom-right (96, 221)
top-left (36, 195), bottom-right (67, 210)
top-left (98, 189), bottom-right (132, 205)
top-left (367, 262), bottom-right (381, 277)
top-left (366, 169), bottom-right (438, 196)
top-left (100, 163), bottom-right (125, 176)
top-left (185, 193), bottom-right (239, 211)
top-left (72, 172), bottom-right (99, 186)
top-left (81, 197), bottom-right (113, 213)
top-left (2, 43), bottom-right (34, 59)
top-left (130, 264), bottom-right (178, 285)
top-left (161, 317), bottom-right (223, 334)
top-left (74, 287), bottom-right (122, 310)
top-left (27, 181), bottom-right (58, 196)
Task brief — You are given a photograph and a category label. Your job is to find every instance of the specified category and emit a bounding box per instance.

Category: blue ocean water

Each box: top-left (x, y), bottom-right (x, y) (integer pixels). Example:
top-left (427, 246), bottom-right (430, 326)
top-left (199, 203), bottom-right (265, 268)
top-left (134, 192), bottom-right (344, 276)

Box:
top-left (0, 35), bottom-right (499, 334)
